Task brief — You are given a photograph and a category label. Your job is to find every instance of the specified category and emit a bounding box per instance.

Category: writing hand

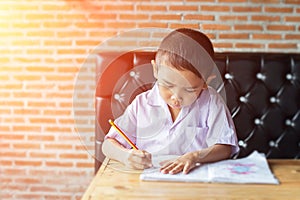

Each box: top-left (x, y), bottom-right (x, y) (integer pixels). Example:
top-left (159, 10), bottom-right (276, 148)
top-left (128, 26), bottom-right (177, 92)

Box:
top-left (124, 149), bottom-right (152, 170)
top-left (160, 152), bottom-right (198, 174)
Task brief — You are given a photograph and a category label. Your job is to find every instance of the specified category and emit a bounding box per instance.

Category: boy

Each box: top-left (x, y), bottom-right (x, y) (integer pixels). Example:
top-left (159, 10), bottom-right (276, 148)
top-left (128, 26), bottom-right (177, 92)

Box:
top-left (102, 28), bottom-right (239, 174)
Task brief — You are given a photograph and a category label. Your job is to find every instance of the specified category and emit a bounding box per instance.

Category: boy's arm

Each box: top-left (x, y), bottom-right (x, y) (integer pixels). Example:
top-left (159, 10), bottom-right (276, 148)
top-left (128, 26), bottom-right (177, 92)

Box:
top-left (102, 138), bottom-right (130, 163)
top-left (102, 138), bottom-right (152, 169)
top-left (160, 144), bottom-right (231, 174)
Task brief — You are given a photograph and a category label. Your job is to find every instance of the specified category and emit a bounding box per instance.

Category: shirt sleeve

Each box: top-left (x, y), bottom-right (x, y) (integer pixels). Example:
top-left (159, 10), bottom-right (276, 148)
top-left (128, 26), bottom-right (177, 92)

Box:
top-left (104, 100), bottom-right (137, 149)
top-left (205, 88), bottom-right (240, 156)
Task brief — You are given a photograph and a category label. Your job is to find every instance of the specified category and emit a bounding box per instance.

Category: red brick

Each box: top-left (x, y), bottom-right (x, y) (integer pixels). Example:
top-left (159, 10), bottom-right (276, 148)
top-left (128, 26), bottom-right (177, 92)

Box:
top-left (45, 161), bottom-right (73, 167)
top-left (27, 101), bottom-right (56, 108)
top-left (27, 31), bottom-right (54, 37)
top-left (265, 6), bottom-right (294, 13)
top-left (232, 6), bottom-right (262, 12)
top-left (234, 24), bottom-right (263, 31)
top-left (169, 5), bottom-right (199, 11)
top-left (120, 14), bottom-right (149, 20)
top-left (219, 0), bottom-right (247, 2)
top-left (15, 160), bottom-right (43, 167)
top-left (219, 15), bottom-right (248, 21)
top-left (285, 34), bottom-right (300, 40)
top-left (13, 126), bottom-right (41, 132)
top-left (13, 75), bottom-right (41, 81)
top-left (89, 13), bottom-right (117, 20)
top-left (106, 22), bottom-right (137, 29)
top-left (184, 14), bottom-right (215, 21)
top-left (267, 25), bottom-right (295, 31)
top-left (44, 144), bottom-right (73, 150)
top-left (285, 0), bottom-right (300, 4)
top-left (285, 16), bottom-right (300, 22)
top-left (219, 33), bottom-right (249, 39)
top-left (25, 66), bottom-right (54, 72)
top-left (250, 0), bottom-right (280, 3)
top-left (235, 43), bottom-right (264, 48)
top-left (0, 151), bottom-right (26, 157)
top-left (2, 168), bottom-right (27, 175)
top-left (214, 43), bottom-right (234, 48)
top-left (44, 40), bottom-right (73, 46)
top-left (136, 5), bottom-right (167, 11)
top-left (13, 143), bottom-right (41, 149)
top-left (169, 23), bottom-right (200, 29)
top-left (15, 194), bottom-right (44, 199)
top-left (253, 33), bottom-right (282, 40)
top-left (0, 160), bottom-right (13, 166)
top-left (13, 109), bottom-right (41, 115)
top-left (29, 152), bottom-right (56, 158)
top-left (2, 184), bottom-right (28, 191)
top-left (30, 186), bottom-right (57, 192)
top-left (25, 14), bottom-right (54, 20)
top-left (28, 134), bottom-right (55, 141)
top-left (202, 24), bottom-right (231, 30)
top-left (44, 127), bottom-right (72, 133)
top-left (268, 43), bottom-right (297, 49)
top-left (76, 162), bottom-right (94, 168)
top-left (59, 153), bottom-right (88, 159)
top-left (103, 4), bottom-right (134, 11)
top-left (151, 14), bottom-right (182, 21)
top-left (201, 5), bottom-right (230, 12)
top-left (41, 4), bottom-right (73, 11)
top-left (57, 31), bottom-right (86, 38)
top-left (251, 15), bottom-right (281, 22)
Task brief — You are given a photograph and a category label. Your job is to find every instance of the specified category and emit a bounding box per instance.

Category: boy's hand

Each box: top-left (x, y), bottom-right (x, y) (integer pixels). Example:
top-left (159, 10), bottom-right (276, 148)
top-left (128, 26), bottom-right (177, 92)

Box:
top-left (124, 149), bottom-right (152, 169)
top-left (160, 152), bottom-right (198, 174)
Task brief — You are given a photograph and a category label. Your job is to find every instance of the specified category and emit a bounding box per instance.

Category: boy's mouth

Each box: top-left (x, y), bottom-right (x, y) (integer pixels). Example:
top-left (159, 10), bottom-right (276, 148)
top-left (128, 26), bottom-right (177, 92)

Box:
top-left (168, 102), bottom-right (182, 109)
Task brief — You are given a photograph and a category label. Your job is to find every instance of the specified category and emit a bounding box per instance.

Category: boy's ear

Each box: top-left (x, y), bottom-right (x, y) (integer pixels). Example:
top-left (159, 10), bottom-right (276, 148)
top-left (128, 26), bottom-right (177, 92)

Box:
top-left (206, 74), bottom-right (216, 85)
top-left (151, 60), bottom-right (158, 79)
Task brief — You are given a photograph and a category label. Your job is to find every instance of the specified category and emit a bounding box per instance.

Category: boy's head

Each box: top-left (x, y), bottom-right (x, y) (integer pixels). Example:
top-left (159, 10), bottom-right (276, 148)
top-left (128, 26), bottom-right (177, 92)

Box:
top-left (154, 28), bottom-right (215, 81)
top-left (152, 28), bottom-right (215, 109)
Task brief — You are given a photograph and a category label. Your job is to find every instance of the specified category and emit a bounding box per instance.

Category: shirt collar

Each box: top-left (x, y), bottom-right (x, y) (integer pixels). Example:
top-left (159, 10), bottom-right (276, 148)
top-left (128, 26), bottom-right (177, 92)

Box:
top-left (147, 82), bottom-right (164, 107)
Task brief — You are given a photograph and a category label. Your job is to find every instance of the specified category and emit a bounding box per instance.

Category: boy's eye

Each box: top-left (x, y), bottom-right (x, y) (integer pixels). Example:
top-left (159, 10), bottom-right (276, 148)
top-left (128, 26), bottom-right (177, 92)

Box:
top-left (185, 89), bottom-right (197, 93)
top-left (158, 82), bottom-right (173, 88)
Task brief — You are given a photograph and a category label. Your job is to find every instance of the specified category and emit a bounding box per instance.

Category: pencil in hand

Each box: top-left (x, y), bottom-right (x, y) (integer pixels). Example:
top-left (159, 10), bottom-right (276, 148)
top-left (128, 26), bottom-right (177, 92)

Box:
top-left (108, 119), bottom-right (138, 150)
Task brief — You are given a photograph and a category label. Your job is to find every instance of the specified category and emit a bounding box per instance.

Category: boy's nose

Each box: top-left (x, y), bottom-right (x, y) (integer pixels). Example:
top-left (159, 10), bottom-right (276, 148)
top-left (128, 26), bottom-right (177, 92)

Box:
top-left (171, 93), bottom-right (183, 102)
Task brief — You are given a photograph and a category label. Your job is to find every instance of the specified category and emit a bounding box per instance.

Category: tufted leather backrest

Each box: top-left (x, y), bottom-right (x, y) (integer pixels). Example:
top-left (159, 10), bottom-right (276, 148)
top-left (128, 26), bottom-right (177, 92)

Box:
top-left (95, 51), bottom-right (300, 171)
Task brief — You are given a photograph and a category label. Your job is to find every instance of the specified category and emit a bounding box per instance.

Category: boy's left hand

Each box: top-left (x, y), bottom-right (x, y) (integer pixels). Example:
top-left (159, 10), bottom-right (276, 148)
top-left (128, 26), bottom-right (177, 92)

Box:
top-left (160, 152), bottom-right (198, 174)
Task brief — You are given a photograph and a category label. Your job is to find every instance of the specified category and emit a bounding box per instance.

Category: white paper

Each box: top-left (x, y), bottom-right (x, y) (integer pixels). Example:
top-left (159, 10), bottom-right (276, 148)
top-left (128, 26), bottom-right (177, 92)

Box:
top-left (140, 151), bottom-right (279, 184)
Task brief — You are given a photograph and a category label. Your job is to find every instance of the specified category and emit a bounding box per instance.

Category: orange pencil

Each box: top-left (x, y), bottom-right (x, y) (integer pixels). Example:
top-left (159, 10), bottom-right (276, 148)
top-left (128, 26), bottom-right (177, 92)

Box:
top-left (108, 119), bottom-right (138, 150)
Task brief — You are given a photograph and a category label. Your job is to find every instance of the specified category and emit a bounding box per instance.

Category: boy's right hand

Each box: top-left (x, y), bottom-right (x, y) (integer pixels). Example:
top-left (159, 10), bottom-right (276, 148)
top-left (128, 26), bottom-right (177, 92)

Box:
top-left (124, 149), bottom-right (152, 169)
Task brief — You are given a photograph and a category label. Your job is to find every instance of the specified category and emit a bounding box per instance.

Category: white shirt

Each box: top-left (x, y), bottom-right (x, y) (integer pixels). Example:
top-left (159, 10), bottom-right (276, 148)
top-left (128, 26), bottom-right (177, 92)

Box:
top-left (105, 83), bottom-right (239, 156)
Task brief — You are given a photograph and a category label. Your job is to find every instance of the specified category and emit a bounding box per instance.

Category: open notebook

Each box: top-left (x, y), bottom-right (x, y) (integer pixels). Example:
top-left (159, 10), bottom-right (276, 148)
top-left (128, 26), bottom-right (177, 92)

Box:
top-left (140, 151), bottom-right (279, 184)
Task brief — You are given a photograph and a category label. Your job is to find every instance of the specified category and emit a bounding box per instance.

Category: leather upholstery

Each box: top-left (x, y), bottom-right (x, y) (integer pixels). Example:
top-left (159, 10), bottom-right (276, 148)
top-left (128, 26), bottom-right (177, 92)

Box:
top-left (95, 51), bottom-right (300, 172)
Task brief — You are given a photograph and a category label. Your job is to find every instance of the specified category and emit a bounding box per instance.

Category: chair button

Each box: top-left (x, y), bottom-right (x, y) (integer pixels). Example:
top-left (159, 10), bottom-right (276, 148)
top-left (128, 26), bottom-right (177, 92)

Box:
top-left (269, 97), bottom-right (278, 103)
top-left (114, 93), bottom-right (123, 101)
top-left (256, 73), bottom-right (266, 80)
top-left (239, 96), bottom-right (247, 103)
top-left (286, 73), bottom-right (293, 80)
top-left (285, 119), bottom-right (295, 127)
top-left (269, 140), bottom-right (277, 148)
top-left (238, 140), bottom-right (247, 148)
top-left (254, 118), bottom-right (263, 125)
top-left (224, 73), bottom-right (233, 80)
top-left (130, 70), bottom-right (138, 79)
top-left (130, 71), bottom-right (136, 77)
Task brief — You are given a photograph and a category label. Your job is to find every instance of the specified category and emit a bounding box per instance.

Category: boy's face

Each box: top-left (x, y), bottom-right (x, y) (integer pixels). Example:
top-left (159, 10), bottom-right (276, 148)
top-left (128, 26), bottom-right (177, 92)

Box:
top-left (152, 60), bottom-right (205, 110)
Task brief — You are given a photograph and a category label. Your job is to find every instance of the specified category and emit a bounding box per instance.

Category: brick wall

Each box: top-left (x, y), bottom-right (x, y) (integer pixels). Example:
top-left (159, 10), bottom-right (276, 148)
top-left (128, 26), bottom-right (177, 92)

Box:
top-left (0, 0), bottom-right (299, 199)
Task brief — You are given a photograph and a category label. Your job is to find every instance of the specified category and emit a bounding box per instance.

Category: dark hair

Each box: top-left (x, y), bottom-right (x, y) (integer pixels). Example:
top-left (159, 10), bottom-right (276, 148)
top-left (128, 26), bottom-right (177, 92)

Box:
top-left (156, 28), bottom-right (215, 80)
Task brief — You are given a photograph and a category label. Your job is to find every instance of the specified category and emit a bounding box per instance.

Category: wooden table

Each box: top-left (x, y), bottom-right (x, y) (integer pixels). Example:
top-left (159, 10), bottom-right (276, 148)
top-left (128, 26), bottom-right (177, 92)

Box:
top-left (82, 158), bottom-right (300, 200)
